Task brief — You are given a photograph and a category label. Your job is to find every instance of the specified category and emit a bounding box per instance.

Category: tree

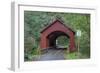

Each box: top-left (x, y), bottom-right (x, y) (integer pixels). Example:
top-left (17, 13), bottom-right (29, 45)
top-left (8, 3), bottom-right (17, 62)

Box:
top-left (24, 11), bottom-right (90, 60)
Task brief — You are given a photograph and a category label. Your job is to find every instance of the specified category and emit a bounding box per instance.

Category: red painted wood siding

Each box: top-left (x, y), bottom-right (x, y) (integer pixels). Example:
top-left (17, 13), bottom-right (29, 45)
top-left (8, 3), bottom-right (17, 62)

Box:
top-left (40, 20), bottom-right (76, 52)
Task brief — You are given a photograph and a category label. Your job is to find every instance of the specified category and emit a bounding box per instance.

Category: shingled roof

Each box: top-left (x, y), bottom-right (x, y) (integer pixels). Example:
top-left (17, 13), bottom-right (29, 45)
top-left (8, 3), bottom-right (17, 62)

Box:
top-left (40, 19), bottom-right (75, 34)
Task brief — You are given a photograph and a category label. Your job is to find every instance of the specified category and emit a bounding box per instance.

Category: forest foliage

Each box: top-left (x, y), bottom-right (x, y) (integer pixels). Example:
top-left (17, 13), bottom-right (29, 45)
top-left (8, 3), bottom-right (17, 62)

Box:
top-left (24, 11), bottom-right (90, 61)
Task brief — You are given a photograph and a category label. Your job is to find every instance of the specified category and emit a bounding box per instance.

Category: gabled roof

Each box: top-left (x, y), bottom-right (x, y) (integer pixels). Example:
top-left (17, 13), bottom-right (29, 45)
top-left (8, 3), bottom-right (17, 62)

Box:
top-left (40, 19), bottom-right (75, 34)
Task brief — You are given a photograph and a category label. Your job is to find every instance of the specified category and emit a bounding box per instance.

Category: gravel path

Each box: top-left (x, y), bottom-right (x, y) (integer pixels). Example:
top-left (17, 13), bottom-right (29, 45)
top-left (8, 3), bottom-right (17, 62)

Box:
top-left (33, 49), bottom-right (65, 61)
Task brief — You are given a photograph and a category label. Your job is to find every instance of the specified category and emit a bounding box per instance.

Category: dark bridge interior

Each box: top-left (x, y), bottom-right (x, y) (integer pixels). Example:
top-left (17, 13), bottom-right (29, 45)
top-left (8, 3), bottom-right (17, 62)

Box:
top-left (47, 31), bottom-right (69, 49)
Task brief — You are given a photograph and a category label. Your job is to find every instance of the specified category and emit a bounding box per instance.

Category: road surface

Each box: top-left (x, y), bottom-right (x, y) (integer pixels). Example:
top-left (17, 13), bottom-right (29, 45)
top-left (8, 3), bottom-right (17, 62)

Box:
top-left (33, 48), bottom-right (66, 61)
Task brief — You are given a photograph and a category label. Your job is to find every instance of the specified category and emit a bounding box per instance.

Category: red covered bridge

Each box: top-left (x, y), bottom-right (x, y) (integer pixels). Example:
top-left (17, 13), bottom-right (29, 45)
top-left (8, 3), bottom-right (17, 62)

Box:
top-left (40, 19), bottom-right (76, 52)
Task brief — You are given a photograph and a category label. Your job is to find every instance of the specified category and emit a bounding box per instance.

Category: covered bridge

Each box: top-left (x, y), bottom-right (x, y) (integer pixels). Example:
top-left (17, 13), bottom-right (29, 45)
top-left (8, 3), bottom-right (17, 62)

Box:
top-left (40, 19), bottom-right (76, 52)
